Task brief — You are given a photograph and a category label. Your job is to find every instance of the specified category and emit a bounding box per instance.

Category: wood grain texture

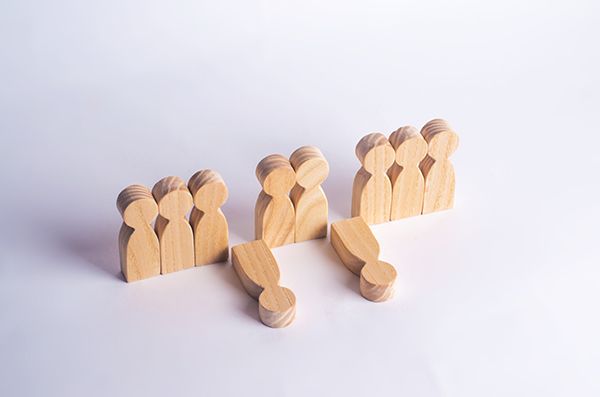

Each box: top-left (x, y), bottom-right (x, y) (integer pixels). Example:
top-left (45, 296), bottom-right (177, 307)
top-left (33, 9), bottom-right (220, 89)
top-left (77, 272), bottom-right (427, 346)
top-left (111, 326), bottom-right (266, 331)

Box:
top-left (152, 176), bottom-right (194, 274)
top-left (231, 240), bottom-right (296, 328)
top-left (188, 169), bottom-right (229, 266)
top-left (289, 146), bottom-right (329, 242)
top-left (419, 119), bottom-right (459, 214)
top-left (330, 217), bottom-right (396, 302)
top-left (255, 154), bottom-right (296, 248)
top-left (351, 133), bottom-right (395, 224)
top-left (388, 126), bottom-right (428, 220)
top-left (117, 184), bottom-right (160, 282)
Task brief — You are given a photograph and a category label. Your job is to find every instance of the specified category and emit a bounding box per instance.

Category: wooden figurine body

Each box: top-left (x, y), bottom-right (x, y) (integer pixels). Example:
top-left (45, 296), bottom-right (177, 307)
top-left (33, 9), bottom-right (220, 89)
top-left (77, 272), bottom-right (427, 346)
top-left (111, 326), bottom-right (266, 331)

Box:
top-left (351, 133), bottom-right (395, 224)
top-left (255, 154), bottom-right (296, 248)
top-left (152, 176), bottom-right (194, 274)
top-left (232, 240), bottom-right (296, 328)
top-left (420, 119), bottom-right (459, 214)
top-left (289, 146), bottom-right (329, 242)
top-left (117, 184), bottom-right (160, 282)
top-left (188, 170), bottom-right (229, 266)
top-left (388, 126), bottom-right (428, 220)
top-left (330, 217), bottom-right (397, 302)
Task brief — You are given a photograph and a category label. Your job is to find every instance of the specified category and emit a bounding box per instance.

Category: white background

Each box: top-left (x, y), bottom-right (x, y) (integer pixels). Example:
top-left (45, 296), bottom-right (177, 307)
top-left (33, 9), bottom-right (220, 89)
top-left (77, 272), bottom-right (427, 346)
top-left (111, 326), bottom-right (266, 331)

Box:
top-left (1, 1), bottom-right (599, 396)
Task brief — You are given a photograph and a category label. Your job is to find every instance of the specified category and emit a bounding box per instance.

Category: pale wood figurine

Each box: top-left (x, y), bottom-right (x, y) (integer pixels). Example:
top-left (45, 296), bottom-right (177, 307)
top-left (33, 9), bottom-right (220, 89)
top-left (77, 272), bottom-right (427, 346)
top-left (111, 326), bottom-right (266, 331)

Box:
top-left (388, 126), bottom-right (428, 220)
top-left (351, 133), bottom-right (395, 224)
top-left (231, 240), bottom-right (296, 328)
top-left (188, 170), bottom-right (229, 266)
top-left (152, 176), bottom-right (194, 274)
top-left (289, 146), bottom-right (329, 242)
top-left (117, 184), bottom-right (160, 282)
top-left (420, 119), bottom-right (459, 214)
top-left (255, 154), bottom-right (296, 248)
top-left (330, 217), bottom-right (397, 302)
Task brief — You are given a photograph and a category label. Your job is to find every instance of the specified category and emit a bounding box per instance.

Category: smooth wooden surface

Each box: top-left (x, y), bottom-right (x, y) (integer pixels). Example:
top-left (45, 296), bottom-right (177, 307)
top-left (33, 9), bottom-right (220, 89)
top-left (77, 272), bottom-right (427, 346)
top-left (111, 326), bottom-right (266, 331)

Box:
top-left (116, 184), bottom-right (160, 282)
top-left (330, 217), bottom-right (396, 302)
top-left (420, 119), bottom-right (459, 214)
top-left (388, 126), bottom-right (428, 220)
top-left (289, 145), bottom-right (329, 242)
top-left (255, 154), bottom-right (296, 248)
top-left (231, 240), bottom-right (296, 328)
top-left (351, 133), bottom-right (395, 225)
top-left (188, 169), bottom-right (229, 266)
top-left (152, 176), bottom-right (195, 274)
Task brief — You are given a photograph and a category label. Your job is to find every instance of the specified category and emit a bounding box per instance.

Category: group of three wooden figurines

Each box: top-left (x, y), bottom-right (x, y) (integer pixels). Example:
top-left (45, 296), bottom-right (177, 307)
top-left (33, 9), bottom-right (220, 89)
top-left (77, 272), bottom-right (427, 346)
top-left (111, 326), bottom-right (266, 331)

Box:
top-left (117, 118), bottom-right (459, 327)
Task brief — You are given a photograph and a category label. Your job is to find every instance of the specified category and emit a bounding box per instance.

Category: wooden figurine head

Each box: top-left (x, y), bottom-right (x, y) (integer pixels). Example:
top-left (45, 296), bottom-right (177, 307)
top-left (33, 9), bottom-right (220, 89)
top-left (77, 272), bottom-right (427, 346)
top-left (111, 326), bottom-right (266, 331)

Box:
top-left (117, 184), bottom-right (158, 227)
top-left (388, 126), bottom-right (428, 167)
top-left (152, 176), bottom-right (193, 218)
top-left (289, 146), bottom-right (329, 189)
top-left (420, 119), bottom-right (459, 160)
top-left (188, 170), bottom-right (228, 211)
top-left (256, 154), bottom-right (296, 196)
top-left (355, 133), bottom-right (395, 174)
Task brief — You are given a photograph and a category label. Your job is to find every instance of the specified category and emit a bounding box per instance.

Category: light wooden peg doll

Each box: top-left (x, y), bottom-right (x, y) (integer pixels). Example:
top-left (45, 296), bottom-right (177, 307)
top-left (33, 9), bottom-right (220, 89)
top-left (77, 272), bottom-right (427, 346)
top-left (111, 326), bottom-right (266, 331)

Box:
top-left (232, 240), bottom-right (296, 328)
top-left (330, 217), bottom-right (397, 302)
top-left (419, 119), bottom-right (459, 214)
top-left (388, 126), bottom-right (428, 220)
top-left (117, 184), bottom-right (160, 282)
top-left (188, 170), bottom-right (229, 266)
top-left (289, 146), bottom-right (329, 242)
top-left (255, 154), bottom-right (296, 248)
top-left (351, 133), bottom-right (395, 224)
top-left (152, 176), bottom-right (194, 274)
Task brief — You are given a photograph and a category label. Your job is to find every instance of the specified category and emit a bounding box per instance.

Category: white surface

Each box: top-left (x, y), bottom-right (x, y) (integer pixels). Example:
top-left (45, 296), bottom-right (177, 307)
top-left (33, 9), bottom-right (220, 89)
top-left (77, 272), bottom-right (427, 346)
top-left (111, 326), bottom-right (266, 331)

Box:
top-left (1, 1), bottom-right (599, 396)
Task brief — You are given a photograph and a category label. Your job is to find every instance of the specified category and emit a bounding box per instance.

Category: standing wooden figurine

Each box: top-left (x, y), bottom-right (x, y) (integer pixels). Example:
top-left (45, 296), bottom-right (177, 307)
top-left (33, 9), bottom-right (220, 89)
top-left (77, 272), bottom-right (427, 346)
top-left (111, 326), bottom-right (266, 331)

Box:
top-left (289, 146), bottom-right (329, 242)
top-left (330, 217), bottom-right (397, 302)
top-left (117, 184), bottom-right (160, 282)
top-left (420, 119), bottom-right (459, 214)
top-left (388, 126), bottom-right (428, 220)
top-left (152, 176), bottom-right (194, 274)
top-left (188, 170), bottom-right (229, 266)
top-left (351, 133), bottom-right (395, 224)
top-left (232, 240), bottom-right (296, 328)
top-left (255, 154), bottom-right (296, 248)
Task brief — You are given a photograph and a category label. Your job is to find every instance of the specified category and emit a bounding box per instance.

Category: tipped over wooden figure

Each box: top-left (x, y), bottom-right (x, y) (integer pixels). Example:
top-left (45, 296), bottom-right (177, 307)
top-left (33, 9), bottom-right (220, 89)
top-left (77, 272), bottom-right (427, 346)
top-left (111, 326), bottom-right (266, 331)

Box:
top-left (330, 217), bottom-right (397, 302)
top-left (232, 240), bottom-right (296, 328)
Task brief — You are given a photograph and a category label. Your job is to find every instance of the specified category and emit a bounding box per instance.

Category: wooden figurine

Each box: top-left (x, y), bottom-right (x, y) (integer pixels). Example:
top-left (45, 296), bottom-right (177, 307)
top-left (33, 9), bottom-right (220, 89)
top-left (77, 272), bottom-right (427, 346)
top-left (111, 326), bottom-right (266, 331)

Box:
top-left (152, 176), bottom-right (194, 274)
top-left (388, 126), bottom-right (428, 220)
top-left (188, 170), bottom-right (229, 266)
top-left (255, 154), bottom-right (296, 248)
top-left (289, 146), bottom-right (329, 242)
top-left (231, 240), bottom-right (296, 328)
top-left (351, 133), bottom-right (395, 224)
top-left (117, 184), bottom-right (160, 282)
top-left (330, 217), bottom-right (397, 302)
top-left (420, 119), bottom-right (459, 214)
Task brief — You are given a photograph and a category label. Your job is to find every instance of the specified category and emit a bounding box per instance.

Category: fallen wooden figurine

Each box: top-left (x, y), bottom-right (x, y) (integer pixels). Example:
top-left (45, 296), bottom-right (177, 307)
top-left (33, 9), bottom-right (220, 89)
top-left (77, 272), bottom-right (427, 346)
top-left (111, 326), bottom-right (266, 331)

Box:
top-left (330, 217), bottom-right (397, 302)
top-left (231, 240), bottom-right (296, 328)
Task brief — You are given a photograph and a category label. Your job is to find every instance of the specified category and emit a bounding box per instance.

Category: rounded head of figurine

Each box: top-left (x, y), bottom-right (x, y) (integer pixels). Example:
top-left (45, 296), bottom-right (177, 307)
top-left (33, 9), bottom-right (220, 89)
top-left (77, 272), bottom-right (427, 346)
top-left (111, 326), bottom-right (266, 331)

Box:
top-left (188, 170), bottom-right (228, 211)
top-left (356, 133), bottom-right (395, 174)
top-left (289, 146), bottom-right (329, 189)
top-left (256, 154), bottom-right (296, 196)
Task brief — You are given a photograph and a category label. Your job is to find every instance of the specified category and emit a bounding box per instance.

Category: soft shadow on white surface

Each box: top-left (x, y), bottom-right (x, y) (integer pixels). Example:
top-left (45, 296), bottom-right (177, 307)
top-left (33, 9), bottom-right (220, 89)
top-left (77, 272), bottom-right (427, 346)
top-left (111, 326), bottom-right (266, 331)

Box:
top-left (1, 1), bottom-right (600, 396)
